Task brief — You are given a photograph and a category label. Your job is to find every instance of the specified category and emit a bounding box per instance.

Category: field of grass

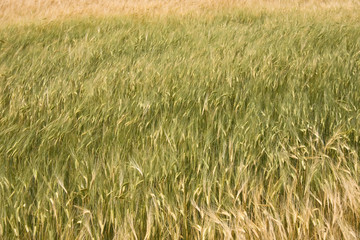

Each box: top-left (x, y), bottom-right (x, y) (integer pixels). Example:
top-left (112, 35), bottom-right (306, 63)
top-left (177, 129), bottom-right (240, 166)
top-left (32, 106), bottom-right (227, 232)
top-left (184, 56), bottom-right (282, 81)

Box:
top-left (1, 1), bottom-right (360, 239)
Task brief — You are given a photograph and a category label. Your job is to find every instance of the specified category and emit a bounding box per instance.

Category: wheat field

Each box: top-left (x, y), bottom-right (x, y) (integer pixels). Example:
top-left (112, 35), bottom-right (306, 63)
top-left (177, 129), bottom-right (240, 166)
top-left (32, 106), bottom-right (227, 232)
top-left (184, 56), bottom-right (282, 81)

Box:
top-left (1, 0), bottom-right (359, 24)
top-left (1, 1), bottom-right (360, 239)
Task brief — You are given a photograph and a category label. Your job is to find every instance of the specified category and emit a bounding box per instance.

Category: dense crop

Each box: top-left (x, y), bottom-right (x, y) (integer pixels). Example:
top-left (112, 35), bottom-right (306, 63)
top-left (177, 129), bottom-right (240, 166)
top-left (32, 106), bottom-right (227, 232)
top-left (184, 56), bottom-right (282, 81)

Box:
top-left (1, 5), bottom-right (360, 239)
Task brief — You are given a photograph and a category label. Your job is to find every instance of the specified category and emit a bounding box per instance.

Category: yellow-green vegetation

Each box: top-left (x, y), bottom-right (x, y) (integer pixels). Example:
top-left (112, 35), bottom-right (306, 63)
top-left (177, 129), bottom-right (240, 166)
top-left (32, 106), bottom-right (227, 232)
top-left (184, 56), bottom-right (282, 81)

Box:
top-left (1, 2), bottom-right (360, 239)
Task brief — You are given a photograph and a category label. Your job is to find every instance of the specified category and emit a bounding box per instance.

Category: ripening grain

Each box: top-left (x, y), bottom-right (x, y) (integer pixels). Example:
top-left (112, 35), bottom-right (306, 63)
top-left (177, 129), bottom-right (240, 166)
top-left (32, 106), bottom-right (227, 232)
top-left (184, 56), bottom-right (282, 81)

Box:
top-left (0, 2), bottom-right (360, 240)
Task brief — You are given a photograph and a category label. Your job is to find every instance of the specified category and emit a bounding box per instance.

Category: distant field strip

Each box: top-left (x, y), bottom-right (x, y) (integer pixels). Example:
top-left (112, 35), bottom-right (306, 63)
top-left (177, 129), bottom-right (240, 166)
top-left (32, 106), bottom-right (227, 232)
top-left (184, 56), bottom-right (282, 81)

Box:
top-left (1, 0), bottom-right (359, 24)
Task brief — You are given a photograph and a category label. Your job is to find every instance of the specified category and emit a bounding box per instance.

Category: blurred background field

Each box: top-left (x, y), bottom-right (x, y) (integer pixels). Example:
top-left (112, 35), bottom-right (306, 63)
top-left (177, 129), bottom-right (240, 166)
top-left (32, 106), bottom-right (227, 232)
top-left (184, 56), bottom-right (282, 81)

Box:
top-left (1, 0), bottom-right (359, 24)
top-left (1, 1), bottom-right (360, 239)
